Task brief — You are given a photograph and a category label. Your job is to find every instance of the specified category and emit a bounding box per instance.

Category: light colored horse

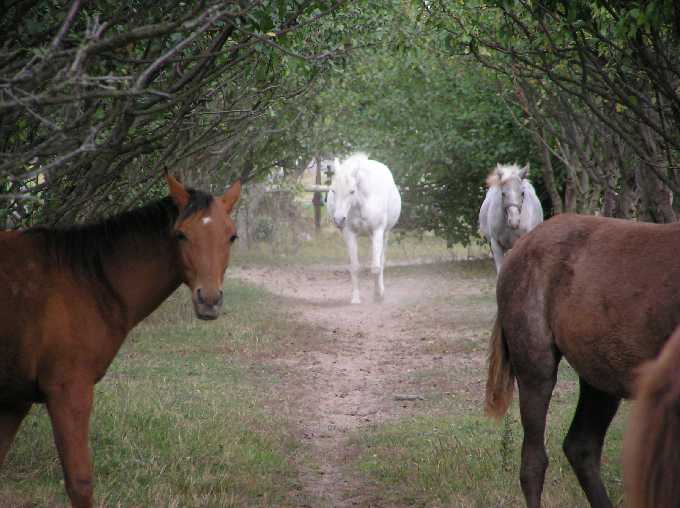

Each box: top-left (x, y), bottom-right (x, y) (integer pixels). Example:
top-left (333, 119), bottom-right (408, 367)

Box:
top-left (327, 153), bottom-right (401, 304)
top-left (479, 163), bottom-right (543, 273)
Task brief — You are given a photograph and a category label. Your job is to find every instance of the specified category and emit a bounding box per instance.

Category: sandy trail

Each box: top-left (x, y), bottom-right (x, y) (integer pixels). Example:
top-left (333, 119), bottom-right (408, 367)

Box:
top-left (231, 261), bottom-right (493, 507)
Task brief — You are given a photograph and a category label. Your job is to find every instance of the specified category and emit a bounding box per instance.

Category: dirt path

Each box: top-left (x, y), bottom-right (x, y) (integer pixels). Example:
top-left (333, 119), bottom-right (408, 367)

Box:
top-left (231, 261), bottom-right (495, 507)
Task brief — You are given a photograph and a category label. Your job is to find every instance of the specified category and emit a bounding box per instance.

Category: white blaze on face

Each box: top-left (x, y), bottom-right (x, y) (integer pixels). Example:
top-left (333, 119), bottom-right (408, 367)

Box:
top-left (500, 175), bottom-right (523, 229)
top-left (330, 172), bottom-right (357, 228)
top-left (202, 217), bottom-right (212, 225)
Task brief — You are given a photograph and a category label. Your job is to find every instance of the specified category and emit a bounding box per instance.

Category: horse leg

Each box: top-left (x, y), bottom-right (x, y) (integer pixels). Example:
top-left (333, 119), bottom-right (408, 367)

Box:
top-left (0, 402), bottom-right (32, 465)
top-left (46, 383), bottom-right (95, 508)
top-left (563, 379), bottom-right (620, 508)
top-left (511, 324), bottom-right (560, 508)
top-left (516, 370), bottom-right (558, 508)
top-left (379, 231), bottom-right (389, 301)
top-left (343, 228), bottom-right (361, 304)
top-left (370, 227), bottom-right (384, 275)
top-left (489, 237), bottom-right (504, 274)
top-left (372, 229), bottom-right (386, 302)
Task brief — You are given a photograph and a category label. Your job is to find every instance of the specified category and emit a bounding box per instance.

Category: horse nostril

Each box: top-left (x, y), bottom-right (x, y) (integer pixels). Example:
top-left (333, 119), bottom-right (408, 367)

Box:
top-left (217, 290), bottom-right (224, 306)
top-left (196, 287), bottom-right (205, 304)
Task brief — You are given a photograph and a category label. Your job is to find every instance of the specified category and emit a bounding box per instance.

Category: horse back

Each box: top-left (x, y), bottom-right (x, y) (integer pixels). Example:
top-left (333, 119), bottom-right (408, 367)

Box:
top-left (0, 231), bottom-right (122, 404)
top-left (499, 213), bottom-right (680, 397)
top-left (356, 162), bottom-right (401, 227)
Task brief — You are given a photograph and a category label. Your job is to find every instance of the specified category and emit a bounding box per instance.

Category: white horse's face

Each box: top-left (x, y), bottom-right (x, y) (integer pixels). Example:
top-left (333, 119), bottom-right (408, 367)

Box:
top-left (329, 172), bottom-right (358, 229)
top-left (498, 165), bottom-right (528, 230)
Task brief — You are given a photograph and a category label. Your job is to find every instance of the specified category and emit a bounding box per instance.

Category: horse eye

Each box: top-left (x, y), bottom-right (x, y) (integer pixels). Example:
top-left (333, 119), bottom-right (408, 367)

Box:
top-left (350, 190), bottom-right (355, 195)
top-left (175, 231), bottom-right (187, 241)
top-left (230, 234), bottom-right (238, 243)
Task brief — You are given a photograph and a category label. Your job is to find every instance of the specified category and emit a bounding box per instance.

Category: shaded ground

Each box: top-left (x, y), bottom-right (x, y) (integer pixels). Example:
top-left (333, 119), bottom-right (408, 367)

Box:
top-left (231, 260), bottom-right (496, 507)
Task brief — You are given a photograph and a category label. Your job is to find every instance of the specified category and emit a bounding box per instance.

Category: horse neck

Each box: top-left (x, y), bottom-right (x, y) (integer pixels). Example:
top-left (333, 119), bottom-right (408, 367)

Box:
top-left (104, 230), bottom-right (183, 332)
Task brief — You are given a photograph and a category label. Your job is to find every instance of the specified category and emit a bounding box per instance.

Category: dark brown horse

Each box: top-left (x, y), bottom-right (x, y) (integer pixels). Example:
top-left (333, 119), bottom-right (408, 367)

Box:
top-left (623, 324), bottom-right (680, 508)
top-left (0, 174), bottom-right (240, 507)
top-left (485, 213), bottom-right (680, 508)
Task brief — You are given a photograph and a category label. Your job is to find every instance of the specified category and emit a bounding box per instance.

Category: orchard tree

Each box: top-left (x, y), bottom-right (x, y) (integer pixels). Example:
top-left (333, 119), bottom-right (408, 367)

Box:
top-left (307, 2), bottom-right (536, 244)
top-left (0, 0), bottom-right (348, 226)
top-left (430, 0), bottom-right (680, 221)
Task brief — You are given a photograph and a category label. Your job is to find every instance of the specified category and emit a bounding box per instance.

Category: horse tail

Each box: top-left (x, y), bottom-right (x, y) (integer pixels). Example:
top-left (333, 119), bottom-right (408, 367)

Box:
top-left (485, 315), bottom-right (515, 419)
top-left (624, 328), bottom-right (680, 508)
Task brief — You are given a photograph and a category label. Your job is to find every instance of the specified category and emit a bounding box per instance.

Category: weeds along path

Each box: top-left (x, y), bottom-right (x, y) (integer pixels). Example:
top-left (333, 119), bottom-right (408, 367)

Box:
top-left (231, 261), bottom-right (495, 507)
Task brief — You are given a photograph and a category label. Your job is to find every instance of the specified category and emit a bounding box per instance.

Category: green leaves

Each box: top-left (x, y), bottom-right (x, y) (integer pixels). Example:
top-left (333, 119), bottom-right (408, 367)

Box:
top-left (306, 3), bottom-right (534, 244)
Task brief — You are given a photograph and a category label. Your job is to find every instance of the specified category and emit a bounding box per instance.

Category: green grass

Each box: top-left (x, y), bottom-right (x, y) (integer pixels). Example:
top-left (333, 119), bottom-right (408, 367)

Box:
top-left (0, 280), bottom-right (304, 507)
top-left (353, 362), bottom-right (628, 508)
top-left (0, 252), bottom-right (630, 508)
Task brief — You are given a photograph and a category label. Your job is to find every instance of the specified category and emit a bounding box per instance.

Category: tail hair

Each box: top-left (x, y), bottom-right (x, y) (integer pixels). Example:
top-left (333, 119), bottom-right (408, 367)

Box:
top-left (485, 315), bottom-right (515, 419)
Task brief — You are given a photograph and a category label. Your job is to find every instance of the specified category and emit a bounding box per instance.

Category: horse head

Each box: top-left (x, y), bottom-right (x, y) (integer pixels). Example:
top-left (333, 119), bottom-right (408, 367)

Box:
top-left (166, 174), bottom-right (241, 320)
top-left (496, 163), bottom-right (528, 230)
top-left (328, 160), bottom-right (360, 230)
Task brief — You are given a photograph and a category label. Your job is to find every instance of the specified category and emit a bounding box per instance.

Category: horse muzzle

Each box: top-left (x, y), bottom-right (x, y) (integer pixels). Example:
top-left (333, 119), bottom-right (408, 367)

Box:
top-left (333, 216), bottom-right (347, 229)
top-left (193, 288), bottom-right (224, 320)
top-left (505, 204), bottom-right (521, 229)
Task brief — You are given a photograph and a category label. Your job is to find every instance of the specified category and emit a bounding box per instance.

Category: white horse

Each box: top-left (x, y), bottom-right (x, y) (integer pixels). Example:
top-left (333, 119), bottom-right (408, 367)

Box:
top-left (327, 153), bottom-right (401, 304)
top-left (479, 163), bottom-right (543, 273)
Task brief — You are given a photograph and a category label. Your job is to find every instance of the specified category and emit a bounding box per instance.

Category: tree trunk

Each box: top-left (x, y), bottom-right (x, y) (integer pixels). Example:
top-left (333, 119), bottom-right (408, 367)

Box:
top-left (535, 131), bottom-right (563, 215)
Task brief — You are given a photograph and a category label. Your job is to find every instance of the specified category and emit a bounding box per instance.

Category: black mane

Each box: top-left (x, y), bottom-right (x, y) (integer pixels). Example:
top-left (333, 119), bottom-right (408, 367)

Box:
top-left (26, 189), bottom-right (214, 299)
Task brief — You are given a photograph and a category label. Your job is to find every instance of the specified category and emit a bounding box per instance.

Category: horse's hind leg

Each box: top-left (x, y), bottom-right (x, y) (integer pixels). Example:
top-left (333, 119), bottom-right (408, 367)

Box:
top-left (563, 378), bottom-right (620, 508)
top-left (510, 322), bottom-right (560, 508)
top-left (517, 368), bottom-right (558, 508)
top-left (371, 228), bottom-right (384, 275)
top-left (343, 228), bottom-right (361, 304)
top-left (0, 402), bottom-right (31, 465)
top-left (373, 230), bottom-right (387, 302)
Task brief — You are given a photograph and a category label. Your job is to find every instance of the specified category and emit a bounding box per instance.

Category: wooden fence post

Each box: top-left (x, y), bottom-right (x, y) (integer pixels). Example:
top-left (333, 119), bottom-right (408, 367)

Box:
top-left (312, 155), bottom-right (323, 233)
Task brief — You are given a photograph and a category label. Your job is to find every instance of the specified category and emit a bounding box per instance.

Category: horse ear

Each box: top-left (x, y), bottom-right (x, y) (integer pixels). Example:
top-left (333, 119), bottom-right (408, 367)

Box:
top-left (520, 163), bottom-right (530, 179)
top-left (221, 180), bottom-right (241, 214)
top-left (165, 173), bottom-right (190, 210)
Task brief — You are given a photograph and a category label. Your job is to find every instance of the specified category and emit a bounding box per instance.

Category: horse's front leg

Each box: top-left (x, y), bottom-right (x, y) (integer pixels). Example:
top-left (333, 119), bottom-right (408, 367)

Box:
top-left (46, 380), bottom-right (95, 508)
top-left (343, 228), bottom-right (361, 304)
top-left (489, 237), bottom-right (505, 275)
top-left (372, 229), bottom-right (387, 302)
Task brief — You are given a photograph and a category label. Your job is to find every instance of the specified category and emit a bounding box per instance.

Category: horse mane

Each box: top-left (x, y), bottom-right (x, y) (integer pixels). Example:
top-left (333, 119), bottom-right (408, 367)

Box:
top-left (624, 329), bottom-right (680, 508)
top-left (337, 153), bottom-right (370, 176)
top-left (25, 189), bottom-right (213, 303)
top-left (486, 163), bottom-right (525, 188)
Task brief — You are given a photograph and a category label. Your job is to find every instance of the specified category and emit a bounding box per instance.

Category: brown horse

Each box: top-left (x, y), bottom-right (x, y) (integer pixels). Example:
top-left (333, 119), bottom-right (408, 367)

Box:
top-left (485, 213), bottom-right (680, 508)
top-left (0, 174), bottom-right (240, 507)
top-left (623, 324), bottom-right (680, 508)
